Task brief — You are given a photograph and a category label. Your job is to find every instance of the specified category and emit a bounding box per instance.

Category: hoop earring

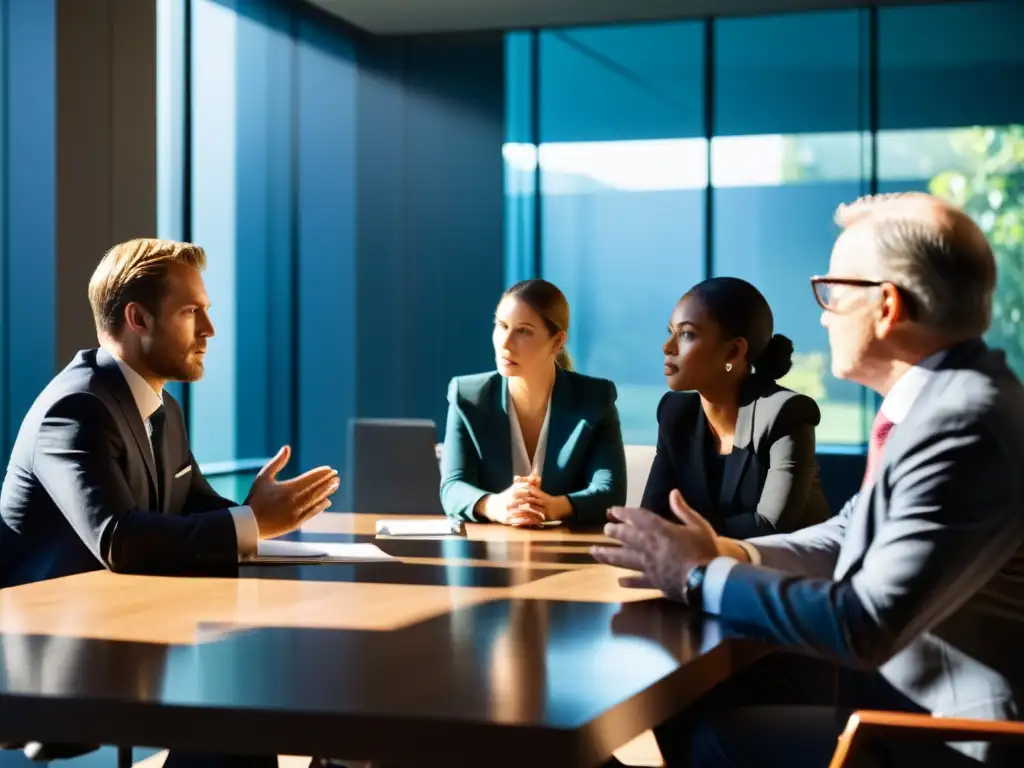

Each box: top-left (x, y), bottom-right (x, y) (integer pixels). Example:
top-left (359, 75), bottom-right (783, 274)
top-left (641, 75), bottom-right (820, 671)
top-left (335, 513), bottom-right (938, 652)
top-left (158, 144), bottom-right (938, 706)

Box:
top-left (725, 363), bottom-right (733, 373)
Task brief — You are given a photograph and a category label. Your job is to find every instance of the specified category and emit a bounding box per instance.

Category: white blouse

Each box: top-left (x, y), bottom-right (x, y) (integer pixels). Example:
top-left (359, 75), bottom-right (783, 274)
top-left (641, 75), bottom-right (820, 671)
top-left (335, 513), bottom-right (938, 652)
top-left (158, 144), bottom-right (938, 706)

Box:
top-left (507, 392), bottom-right (552, 480)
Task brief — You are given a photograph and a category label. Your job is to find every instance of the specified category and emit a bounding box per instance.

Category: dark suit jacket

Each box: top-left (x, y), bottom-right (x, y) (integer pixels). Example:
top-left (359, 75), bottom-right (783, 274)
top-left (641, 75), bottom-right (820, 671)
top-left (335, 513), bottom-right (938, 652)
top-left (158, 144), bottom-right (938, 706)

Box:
top-left (716, 340), bottom-right (1024, 761)
top-left (440, 368), bottom-right (627, 524)
top-left (641, 383), bottom-right (830, 539)
top-left (0, 348), bottom-right (239, 588)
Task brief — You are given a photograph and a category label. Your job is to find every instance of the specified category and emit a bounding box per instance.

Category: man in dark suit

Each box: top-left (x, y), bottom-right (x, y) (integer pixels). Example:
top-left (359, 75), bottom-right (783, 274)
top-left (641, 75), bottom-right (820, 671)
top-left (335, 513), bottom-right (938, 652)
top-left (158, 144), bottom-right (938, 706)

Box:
top-left (0, 238), bottom-right (340, 766)
top-left (595, 193), bottom-right (1024, 766)
top-left (0, 238), bottom-right (339, 588)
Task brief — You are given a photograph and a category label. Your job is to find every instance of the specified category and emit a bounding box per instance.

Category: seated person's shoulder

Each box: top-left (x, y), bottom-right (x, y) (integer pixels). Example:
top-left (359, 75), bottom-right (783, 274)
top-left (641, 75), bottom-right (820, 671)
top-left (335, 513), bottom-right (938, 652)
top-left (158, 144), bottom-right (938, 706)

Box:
top-left (28, 355), bottom-right (115, 422)
top-left (654, 390), bottom-right (701, 425)
top-left (447, 371), bottom-right (501, 405)
top-left (920, 366), bottom-right (1021, 444)
top-left (756, 384), bottom-right (822, 429)
top-left (39, 389), bottom-right (116, 425)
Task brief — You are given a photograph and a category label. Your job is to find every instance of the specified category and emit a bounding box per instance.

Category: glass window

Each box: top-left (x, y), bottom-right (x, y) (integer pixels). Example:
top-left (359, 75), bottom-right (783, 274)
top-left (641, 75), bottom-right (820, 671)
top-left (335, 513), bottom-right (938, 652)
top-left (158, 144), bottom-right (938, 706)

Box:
top-left (3, 0), bottom-right (56, 457)
top-left (156, 0), bottom-right (187, 406)
top-left (293, 16), bottom-right (358, 473)
top-left (535, 22), bottom-right (706, 445)
top-left (713, 11), bottom-right (872, 446)
top-left (504, 32), bottom-right (537, 286)
top-left (878, 1), bottom-right (1024, 378)
top-left (188, 0), bottom-right (294, 466)
top-left (879, 0), bottom-right (1024, 131)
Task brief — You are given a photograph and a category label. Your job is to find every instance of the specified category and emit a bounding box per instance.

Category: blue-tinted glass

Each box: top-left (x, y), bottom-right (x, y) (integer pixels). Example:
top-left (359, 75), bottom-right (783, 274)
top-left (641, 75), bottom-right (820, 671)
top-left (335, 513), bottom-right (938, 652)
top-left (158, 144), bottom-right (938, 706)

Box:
top-left (715, 11), bottom-right (869, 136)
top-left (879, 2), bottom-right (1024, 378)
top-left (294, 17), bottom-right (358, 473)
top-left (713, 11), bottom-right (871, 446)
top-left (393, 36), bottom-right (506, 441)
top-left (0, 0), bottom-right (5, 456)
top-left (536, 22), bottom-right (706, 445)
top-left (4, 0), bottom-right (56, 456)
top-left (189, 0), bottom-right (293, 470)
top-left (880, 0), bottom-right (1024, 130)
top-left (504, 32), bottom-right (536, 286)
top-left (157, 0), bottom-right (185, 244)
top-left (540, 23), bottom-right (704, 142)
top-left (156, 0), bottom-right (186, 406)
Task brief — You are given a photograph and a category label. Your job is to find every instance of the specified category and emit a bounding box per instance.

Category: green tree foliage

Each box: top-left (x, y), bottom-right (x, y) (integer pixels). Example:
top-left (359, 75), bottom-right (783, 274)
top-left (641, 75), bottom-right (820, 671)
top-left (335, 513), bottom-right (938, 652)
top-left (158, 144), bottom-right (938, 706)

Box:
top-left (930, 126), bottom-right (1024, 374)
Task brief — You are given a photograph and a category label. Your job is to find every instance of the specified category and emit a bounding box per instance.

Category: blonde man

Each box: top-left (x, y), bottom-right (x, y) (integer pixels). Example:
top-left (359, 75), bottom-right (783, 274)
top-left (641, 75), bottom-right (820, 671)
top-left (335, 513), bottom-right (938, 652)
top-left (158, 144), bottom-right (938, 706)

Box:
top-left (0, 238), bottom-right (339, 588)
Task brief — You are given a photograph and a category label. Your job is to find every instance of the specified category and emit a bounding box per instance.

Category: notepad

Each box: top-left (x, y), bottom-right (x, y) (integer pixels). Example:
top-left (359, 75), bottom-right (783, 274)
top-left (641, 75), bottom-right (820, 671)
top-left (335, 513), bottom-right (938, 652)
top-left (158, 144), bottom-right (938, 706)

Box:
top-left (375, 518), bottom-right (464, 537)
top-left (316, 542), bottom-right (394, 561)
top-left (243, 539), bottom-right (394, 563)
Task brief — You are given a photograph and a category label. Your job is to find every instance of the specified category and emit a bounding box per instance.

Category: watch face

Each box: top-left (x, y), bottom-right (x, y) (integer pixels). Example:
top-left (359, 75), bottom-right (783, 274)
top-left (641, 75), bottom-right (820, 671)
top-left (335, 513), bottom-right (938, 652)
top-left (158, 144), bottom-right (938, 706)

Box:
top-left (683, 564), bottom-right (707, 607)
top-left (688, 565), bottom-right (706, 589)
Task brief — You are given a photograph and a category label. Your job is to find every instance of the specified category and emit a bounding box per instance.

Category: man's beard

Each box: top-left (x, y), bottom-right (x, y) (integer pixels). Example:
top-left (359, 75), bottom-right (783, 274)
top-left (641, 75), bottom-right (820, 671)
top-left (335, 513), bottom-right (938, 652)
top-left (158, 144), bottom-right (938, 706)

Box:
top-left (145, 338), bottom-right (205, 383)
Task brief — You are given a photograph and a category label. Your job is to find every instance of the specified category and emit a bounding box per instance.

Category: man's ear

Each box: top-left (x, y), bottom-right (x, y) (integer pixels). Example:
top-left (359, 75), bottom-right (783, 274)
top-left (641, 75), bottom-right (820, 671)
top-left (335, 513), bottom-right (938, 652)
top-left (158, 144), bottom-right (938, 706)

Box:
top-left (875, 283), bottom-right (908, 338)
top-left (124, 302), bottom-right (154, 336)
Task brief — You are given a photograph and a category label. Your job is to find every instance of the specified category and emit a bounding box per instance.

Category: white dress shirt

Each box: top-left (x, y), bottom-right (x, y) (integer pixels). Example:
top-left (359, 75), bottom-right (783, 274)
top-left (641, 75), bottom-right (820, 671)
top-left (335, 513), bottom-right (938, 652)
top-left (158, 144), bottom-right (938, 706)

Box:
top-left (701, 349), bottom-right (950, 614)
top-left (508, 392), bottom-right (551, 480)
top-left (109, 353), bottom-right (258, 559)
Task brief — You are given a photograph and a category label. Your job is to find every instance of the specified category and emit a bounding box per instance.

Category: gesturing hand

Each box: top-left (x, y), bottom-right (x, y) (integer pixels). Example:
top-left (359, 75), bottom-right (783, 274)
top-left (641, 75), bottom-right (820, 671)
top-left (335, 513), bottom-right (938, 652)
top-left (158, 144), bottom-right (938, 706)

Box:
top-left (245, 445), bottom-right (340, 539)
top-left (590, 489), bottom-right (720, 602)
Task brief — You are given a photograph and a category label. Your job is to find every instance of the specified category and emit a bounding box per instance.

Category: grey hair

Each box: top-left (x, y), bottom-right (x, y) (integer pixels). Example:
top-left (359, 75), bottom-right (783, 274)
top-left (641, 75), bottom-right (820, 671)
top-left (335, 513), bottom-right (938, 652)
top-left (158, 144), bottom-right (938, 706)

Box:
top-left (835, 194), bottom-right (996, 337)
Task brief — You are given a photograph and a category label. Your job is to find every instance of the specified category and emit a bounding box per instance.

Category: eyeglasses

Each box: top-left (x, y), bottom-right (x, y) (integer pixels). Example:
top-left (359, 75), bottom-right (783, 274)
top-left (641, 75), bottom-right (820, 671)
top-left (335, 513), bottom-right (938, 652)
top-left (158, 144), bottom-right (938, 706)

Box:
top-left (810, 276), bottom-right (886, 312)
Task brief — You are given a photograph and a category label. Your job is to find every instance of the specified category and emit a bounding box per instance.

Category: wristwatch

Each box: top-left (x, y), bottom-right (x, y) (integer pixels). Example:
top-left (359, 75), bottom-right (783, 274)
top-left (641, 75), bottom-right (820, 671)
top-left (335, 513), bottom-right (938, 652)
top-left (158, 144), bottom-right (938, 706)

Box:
top-left (681, 563), bottom-right (707, 608)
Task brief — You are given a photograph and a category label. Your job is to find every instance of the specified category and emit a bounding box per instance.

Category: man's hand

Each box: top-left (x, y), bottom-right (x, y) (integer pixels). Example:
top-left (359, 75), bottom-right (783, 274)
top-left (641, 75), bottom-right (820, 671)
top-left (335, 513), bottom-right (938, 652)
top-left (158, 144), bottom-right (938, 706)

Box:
top-left (591, 489), bottom-right (721, 601)
top-left (245, 445), bottom-right (339, 539)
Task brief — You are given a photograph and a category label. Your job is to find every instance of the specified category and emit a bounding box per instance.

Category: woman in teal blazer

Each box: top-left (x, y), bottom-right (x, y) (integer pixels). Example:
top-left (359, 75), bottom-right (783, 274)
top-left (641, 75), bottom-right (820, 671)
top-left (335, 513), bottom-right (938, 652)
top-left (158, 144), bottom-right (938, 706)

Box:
top-left (440, 280), bottom-right (626, 526)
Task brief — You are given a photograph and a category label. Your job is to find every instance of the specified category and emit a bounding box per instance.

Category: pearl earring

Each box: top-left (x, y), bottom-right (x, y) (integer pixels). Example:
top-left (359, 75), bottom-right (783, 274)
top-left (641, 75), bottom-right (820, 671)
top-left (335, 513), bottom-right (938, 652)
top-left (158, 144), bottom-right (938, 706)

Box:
top-left (725, 363), bottom-right (733, 372)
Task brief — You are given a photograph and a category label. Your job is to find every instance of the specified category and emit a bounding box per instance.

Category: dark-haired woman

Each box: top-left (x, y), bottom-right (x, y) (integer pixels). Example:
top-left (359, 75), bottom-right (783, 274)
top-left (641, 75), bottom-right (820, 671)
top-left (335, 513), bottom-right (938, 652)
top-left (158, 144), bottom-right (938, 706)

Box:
top-left (642, 277), bottom-right (829, 539)
top-left (440, 280), bottom-right (626, 527)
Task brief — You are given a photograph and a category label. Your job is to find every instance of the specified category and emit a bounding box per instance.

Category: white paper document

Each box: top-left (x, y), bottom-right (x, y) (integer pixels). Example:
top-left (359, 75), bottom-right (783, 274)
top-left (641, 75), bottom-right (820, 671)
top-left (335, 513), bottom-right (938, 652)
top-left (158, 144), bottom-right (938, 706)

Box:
top-left (375, 518), bottom-right (464, 537)
top-left (243, 539), bottom-right (394, 564)
top-left (316, 542), bottom-right (394, 561)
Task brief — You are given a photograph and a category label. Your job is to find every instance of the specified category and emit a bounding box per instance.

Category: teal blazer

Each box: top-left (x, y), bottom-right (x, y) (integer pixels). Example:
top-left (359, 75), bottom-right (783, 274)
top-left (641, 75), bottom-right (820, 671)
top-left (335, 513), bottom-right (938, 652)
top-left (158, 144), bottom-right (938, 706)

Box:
top-left (440, 368), bottom-right (627, 524)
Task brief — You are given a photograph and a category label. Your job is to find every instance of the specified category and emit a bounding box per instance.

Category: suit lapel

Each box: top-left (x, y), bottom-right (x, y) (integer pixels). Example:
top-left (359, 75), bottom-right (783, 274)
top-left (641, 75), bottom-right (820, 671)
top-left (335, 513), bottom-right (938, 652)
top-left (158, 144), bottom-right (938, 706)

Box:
top-left (719, 397), bottom-right (754, 509)
top-left (540, 367), bottom-right (572, 490)
top-left (156, 416), bottom-right (176, 513)
top-left (97, 349), bottom-right (159, 501)
top-left (832, 341), bottom-right (988, 581)
top-left (686, 406), bottom-right (715, 517)
top-left (493, 377), bottom-right (513, 482)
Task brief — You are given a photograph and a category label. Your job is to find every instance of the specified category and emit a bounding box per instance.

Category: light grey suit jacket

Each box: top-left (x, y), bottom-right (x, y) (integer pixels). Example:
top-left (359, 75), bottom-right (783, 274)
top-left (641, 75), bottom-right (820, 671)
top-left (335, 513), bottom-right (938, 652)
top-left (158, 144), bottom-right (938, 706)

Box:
top-left (716, 340), bottom-right (1024, 762)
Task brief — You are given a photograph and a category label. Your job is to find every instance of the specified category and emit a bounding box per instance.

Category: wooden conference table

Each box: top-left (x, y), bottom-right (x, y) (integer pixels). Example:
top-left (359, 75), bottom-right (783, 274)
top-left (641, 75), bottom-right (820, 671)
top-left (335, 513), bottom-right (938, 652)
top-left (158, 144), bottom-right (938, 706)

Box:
top-left (0, 514), bottom-right (766, 767)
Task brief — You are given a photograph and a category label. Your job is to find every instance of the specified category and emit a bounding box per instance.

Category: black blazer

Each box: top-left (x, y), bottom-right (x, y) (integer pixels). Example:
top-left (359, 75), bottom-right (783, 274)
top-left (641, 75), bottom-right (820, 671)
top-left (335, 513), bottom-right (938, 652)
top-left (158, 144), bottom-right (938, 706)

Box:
top-left (640, 382), bottom-right (830, 539)
top-left (0, 348), bottom-right (239, 588)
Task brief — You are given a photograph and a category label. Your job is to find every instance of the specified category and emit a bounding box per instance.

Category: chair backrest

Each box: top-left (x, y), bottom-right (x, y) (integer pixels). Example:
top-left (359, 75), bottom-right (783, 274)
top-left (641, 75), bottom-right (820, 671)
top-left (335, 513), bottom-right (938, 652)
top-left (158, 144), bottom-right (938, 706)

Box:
top-left (346, 418), bottom-right (444, 515)
top-left (624, 444), bottom-right (656, 508)
top-left (817, 450), bottom-right (867, 516)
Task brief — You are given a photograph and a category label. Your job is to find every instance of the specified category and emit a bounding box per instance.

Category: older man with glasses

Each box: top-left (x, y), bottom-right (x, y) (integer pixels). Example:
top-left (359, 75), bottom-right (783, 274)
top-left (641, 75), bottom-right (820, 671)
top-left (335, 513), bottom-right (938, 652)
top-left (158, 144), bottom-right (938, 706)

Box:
top-left (595, 192), bottom-right (1024, 767)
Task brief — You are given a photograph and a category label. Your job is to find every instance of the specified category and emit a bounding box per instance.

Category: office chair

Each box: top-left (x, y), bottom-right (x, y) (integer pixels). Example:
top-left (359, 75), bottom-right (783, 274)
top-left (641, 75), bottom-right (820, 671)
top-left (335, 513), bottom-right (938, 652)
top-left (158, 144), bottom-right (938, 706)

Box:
top-left (829, 711), bottom-right (1024, 767)
top-left (345, 419), bottom-right (444, 515)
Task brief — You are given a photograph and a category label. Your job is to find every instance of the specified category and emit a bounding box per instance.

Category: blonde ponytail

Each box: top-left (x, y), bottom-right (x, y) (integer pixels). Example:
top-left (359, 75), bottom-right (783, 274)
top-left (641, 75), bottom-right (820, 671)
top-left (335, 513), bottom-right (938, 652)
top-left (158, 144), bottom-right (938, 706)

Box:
top-left (555, 347), bottom-right (573, 371)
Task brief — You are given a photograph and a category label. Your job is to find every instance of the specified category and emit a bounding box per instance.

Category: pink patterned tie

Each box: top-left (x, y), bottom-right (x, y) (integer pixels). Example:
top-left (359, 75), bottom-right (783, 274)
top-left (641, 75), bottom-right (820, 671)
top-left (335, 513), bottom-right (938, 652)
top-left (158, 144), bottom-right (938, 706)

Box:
top-left (862, 410), bottom-right (895, 489)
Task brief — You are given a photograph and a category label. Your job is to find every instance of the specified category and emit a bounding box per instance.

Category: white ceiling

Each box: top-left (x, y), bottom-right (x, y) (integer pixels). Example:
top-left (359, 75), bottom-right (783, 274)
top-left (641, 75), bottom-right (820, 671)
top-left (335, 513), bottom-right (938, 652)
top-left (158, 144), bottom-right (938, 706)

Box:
top-left (305, 0), bottom-right (948, 35)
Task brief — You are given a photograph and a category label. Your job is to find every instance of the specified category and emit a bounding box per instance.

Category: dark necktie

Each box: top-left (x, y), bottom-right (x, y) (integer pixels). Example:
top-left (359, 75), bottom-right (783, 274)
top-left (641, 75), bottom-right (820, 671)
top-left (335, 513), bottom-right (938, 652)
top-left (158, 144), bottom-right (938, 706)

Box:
top-left (862, 410), bottom-right (896, 489)
top-left (146, 405), bottom-right (167, 504)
